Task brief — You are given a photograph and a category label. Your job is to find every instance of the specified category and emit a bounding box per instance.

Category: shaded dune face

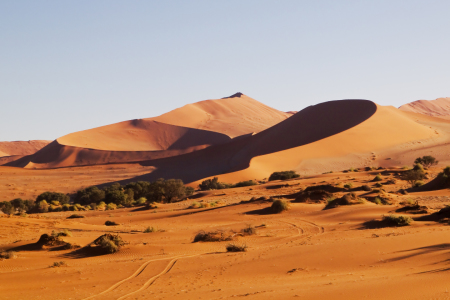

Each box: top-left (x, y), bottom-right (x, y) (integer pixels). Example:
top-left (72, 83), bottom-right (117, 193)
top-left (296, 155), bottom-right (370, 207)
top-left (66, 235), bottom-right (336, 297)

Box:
top-left (133, 100), bottom-right (377, 183)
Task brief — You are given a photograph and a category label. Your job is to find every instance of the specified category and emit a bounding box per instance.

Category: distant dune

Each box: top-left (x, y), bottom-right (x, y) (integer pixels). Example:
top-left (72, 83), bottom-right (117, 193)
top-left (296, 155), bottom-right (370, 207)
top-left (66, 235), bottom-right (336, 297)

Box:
top-left (399, 97), bottom-right (450, 119)
top-left (0, 140), bottom-right (51, 157)
top-left (5, 93), bottom-right (291, 168)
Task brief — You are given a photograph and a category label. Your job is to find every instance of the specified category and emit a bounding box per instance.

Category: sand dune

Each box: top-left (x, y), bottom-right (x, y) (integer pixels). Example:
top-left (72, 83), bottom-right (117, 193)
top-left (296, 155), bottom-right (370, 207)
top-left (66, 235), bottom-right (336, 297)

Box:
top-left (0, 140), bottom-right (51, 157)
top-left (6, 93), bottom-right (290, 169)
top-left (399, 97), bottom-right (450, 119)
top-left (127, 100), bottom-right (437, 184)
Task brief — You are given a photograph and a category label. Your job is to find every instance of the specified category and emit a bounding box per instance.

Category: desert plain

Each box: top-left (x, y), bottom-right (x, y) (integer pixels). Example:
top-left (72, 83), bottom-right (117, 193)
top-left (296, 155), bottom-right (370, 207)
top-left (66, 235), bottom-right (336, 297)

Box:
top-left (2, 94), bottom-right (450, 299)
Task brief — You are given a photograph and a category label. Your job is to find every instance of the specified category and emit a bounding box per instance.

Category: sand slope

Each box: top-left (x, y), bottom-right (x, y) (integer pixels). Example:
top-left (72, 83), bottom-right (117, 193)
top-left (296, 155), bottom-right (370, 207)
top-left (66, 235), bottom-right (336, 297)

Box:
top-left (6, 93), bottom-right (290, 169)
top-left (0, 140), bottom-right (51, 157)
top-left (399, 97), bottom-right (450, 119)
top-left (130, 100), bottom-right (437, 184)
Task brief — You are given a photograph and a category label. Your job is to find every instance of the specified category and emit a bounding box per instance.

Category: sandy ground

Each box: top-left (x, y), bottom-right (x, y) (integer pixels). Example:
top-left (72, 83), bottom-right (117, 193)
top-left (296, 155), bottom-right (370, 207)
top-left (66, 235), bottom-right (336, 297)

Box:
top-left (1, 170), bottom-right (450, 300)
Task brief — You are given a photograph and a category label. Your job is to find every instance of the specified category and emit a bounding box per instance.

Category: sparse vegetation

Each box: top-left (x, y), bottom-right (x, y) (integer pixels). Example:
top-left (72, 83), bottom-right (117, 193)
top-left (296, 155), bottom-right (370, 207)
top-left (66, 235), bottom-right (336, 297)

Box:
top-left (226, 243), bottom-right (247, 252)
top-left (382, 214), bottom-right (412, 226)
top-left (193, 230), bottom-right (233, 242)
top-left (50, 261), bottom-right (67, 268)
top-left (242, 225), bottom-right (257, 235)
top-left (344, 183), bottom-right (353, 189)
top-left (105, 220), bottom-right (119, 226)
top-left (144, 226), bottom-right (158, 233)
top-left (373, 174), bottom-right (383, 182)
top-left (67, 214), bottom-right (85, 219)
top-left (402, 170), bottom-right (426, 188)
top-left (92, 234), bottom-right (125, 254)
top-left (325, 193), bottom-right (364, 209)
top-left (0, 251), bottom-right (17, 259)
top-left (271, 199), bottom-right (290, 213)
top-left (52, 229), bottom-right (72, 237)
top-left (198, 177), bottom-right (257, 190)
top-left (268, 171), bottom-right (300, 181)
top-left (414, 156), bottom-right (438, 168)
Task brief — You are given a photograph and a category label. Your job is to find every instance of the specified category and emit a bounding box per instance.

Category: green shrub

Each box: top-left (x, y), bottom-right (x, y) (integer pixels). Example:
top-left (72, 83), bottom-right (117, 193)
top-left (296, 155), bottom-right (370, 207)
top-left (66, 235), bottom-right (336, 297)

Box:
top-left (268, 171), bottom-right (300, 181)
top-left (144, 226), bottom-right (158, 233)
top-left (344, 183), bottom-right (353, 189)
top-left (271, 199), bottom-right (290, 213)
top-left (414, 180), bottom-right (425, 187)
top-left (373, 174), bottom-right (383, 182)
top-left (242, 225), bottom-right (257, 235)
top-left (36, 192), bottom-right (69, 205)
top-left (50, 261), bottom-right (66, 268)
top-left (414, 156), bottom-right (438, 168)
top-left (106, 203), bottom-right (117, 210)
top-left (382, 214), bottom-right (412, 226)
top-left (374, 197), bottom-right (382, 205)
top-left (375, 182), bottom-right (383, 188)
top-left (193, 231), bottom-right (233, 242)
top-left (226, 243), bottom-right (247, 252)
top-left (92, 234), bottom-right (125, 254)
top-left (402, 170), bottom-right (426, 187)
top-left (105, 220), bottom-right (119, 226)
top-left (62, 204), bottom-right (71, 211)
top-left (136, 197), bottom-right (147, 206)
top-left (198, 177), bottom-right (232, 190)
top-left (234, 180), bottom-right (257, 188)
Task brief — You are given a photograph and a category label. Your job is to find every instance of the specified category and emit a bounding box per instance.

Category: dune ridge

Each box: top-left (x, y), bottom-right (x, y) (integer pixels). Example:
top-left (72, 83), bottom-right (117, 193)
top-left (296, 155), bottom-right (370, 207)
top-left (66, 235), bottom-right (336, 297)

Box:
top-left (399, 97), bottom-right (450, 119)
top-left (0, 140), bottom-right (51, 157)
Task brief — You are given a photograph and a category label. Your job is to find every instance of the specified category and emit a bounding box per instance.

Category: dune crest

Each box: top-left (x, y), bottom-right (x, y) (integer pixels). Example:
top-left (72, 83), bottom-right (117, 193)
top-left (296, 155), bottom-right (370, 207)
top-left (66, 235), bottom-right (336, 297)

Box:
top-left (0, 140), bottom-right (51, 157)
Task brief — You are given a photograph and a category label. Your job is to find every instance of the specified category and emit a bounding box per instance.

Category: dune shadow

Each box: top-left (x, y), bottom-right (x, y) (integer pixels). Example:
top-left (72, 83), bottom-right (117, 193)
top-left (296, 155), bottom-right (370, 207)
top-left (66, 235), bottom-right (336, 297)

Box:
top-left (384, 243), bottom-right (450, 265)
top-left (59, 246), bottom-right (106, 259)
top-left (245, 207), bottom-right (275, 215)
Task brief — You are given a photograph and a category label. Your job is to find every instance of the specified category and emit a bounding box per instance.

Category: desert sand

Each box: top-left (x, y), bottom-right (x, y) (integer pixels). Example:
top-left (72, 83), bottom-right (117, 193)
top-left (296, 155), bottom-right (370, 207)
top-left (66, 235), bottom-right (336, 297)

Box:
top-left (2, 95), bottom-right (450, 299)
top-left (399, 97), bottom-right (450, 119)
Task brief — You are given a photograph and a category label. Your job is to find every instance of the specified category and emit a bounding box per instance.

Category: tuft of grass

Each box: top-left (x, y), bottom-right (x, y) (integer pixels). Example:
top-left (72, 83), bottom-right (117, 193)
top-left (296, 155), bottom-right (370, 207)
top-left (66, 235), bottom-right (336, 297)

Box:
top-left (144, 226), bottom-right (158, 233)
top-left (374, 182), bottom-right (383, 188)
top-left (373, 197), bottom-right (382, 205)
top-left (373, 174), bottom-right (383, 182)
top-left (193, 230), bottom-right (233, 242)
top-left (105, 220), bottom-right (119, 226)
top-left (50, 261), bottom-right (67, 268)
top-left (226, 243), bottom-right (248, 252)
top-left (92, 234), bottom-right (125, 253)
top-left (271, 199), bottom-right (290, 213)
top-left (242, 225), bottom-right (257, 236)
top-left (344, 183), bottom-right (353, 189)
top-left (382, 214), bottom-right (412, 226)
top-left (0, 251), bottom-right (17, 259)
top-left (414, 180), bottom-right (425, 187)
top-left (52, 229), bottom-right (72, 237)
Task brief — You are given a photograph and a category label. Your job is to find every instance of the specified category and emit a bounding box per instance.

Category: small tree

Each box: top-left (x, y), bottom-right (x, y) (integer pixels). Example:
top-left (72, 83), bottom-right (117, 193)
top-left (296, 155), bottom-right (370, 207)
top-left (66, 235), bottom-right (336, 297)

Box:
top-left (163, 179), bottom-right (187, 203)
top-left (414, 156), bottom-right (438, 168)
top-left (402, 170), bottom-right (426, 188)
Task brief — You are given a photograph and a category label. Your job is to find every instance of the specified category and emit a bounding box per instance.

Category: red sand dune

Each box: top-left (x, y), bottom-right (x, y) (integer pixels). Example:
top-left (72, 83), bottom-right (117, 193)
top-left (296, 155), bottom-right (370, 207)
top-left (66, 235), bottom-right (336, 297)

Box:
top-left (399, 97), bottom-right (450, 119)
top-left (125, 99), bottom-right (437, 184)
top-left (5, 93), bottom-right (290, 169)
top-left (0, 140), bottom-right (51, 157)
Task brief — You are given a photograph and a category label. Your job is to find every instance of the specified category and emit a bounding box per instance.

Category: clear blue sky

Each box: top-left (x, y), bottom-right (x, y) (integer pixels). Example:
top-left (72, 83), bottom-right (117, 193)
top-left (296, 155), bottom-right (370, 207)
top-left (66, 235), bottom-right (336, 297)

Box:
top-left (2, 0), bottom-right (450, 141)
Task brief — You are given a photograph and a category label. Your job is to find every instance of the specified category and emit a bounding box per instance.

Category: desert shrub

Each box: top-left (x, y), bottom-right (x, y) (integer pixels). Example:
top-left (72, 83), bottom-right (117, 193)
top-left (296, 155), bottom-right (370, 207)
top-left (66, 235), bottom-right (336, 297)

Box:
top-left (373, 174), bottom-right (383, 182)
top-left (414, 180), bottom-right (425, 187)
top-left (74, 186), bottom-right (105, 205)
top-left (403, 166), bottom-right (410, 170)
top-left (344, 183), bottom-right (353, 189)
top-left (234, 180), bottom-right (257, 188)
top-left (375, 182), bottom-right (383, 188)
top-left (185, 186), bottom-right (195, 197)
top-left (67, 214), bottom-right (85, 219)
top-left (50, 200), bottom-right (60, 206)
top-left (62, 204), bottom-right (71, 211)
top-left (402, 170), bottom-right (426, 188)
top-left (136, 197), bottom-right (147, 206)
top-left (37, 233), bottom-right (66, 247)
top-left (92, 234), bottom-right (125, 254)
top-left (189, 201), bottom-right (210, 209)
top-left (361, 185), bottom-right (372, 192)
top-left (0, 201), bottom-right (15, 215)
top-left (414, 156), bottom-right (438, 168)
top-left (104, 190), bottom-right (126, 205)
top-left (50, 261), bottom-right (67, 268)
top-left (198, 177), bottom-right (232, 190)
top-left (226, 243), bottom-right (247, 252)
top-left (106, 203), bottom-right (117, 210)
top-left (37, 200), bottom-right (49, 213)
top-left (413, 163), bottom-right (425, 172)
top-left (242, 225), bottom-right (257, 235)
top-left (295, 189), bottom-right (333, 203)
top-left (0, 251), bottom-right (17, 259)
top-left (373, 197), bottom-right (382, 205)
top-left (36, 192), bottom-right (69, 205)
top-left (386, 178), bottom-right (397, 185)
top-left (382, 215), bottom-right (412, 226)
top-left (52, 229), bottom-right (72, 237)
top-left (268, 171), bottom-right (300, 181)
top-left (97, 201), bottom-right (106, 210)
top-left (144, 226), bottom-right (158, 233)
top-left (105, 220), bottom-right (119, 226)
top-left (325, 193), bottom-right (364, 209)
top-left (193, 230), bottom-right (233, 242)
top-left (271, 199), bottom-right (290, 213)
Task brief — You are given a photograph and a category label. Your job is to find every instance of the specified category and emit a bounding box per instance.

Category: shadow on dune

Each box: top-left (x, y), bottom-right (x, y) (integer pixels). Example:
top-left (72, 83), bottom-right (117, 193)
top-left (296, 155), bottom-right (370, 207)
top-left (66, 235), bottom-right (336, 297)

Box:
top-left (122, 100), bottom-right (377, 184)
top-left (245, 206), bottom-right (276, 215)
top-left (383, 243), bottom-right (450, 265)
top-left (59, 247), bottom-right (107, 259)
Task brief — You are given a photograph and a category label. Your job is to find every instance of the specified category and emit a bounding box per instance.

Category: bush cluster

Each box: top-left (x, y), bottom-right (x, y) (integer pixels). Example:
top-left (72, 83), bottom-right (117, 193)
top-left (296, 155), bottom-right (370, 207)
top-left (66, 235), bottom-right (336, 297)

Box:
top-left (198, 177), bottom-right (257, 191)
top-left (268, 171), bottom-right (300, 181)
